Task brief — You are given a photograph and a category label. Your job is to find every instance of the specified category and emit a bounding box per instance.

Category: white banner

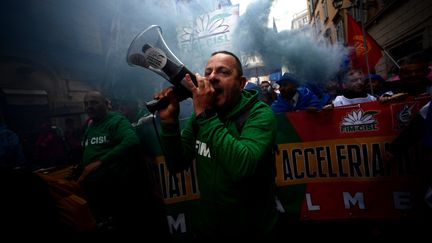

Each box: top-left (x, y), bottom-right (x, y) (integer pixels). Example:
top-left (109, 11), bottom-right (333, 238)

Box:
top-left (176, 4), bottom-right (240, 72)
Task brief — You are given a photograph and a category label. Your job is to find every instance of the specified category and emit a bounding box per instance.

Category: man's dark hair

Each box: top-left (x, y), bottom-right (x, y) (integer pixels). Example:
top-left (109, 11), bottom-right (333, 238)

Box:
top-left (277, 72), bottom-right (300, 86)
top-left (398, 51), bottom-right (429, 66)
top-left (211, 50), bottom-right (243, 77)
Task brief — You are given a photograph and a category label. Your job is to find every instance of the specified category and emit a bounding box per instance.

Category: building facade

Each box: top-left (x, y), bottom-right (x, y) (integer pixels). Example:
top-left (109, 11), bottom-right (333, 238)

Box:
top-left (292, 9), bottom-right (309, 30)
top-left (307, 0), bottom-right (432, 77)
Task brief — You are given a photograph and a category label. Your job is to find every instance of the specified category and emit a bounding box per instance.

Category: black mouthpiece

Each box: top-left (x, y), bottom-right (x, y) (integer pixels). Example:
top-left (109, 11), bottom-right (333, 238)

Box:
top-left (145, 96), bottom-right (170, 114)
top-left (145, 73), bottom-right (196, 114)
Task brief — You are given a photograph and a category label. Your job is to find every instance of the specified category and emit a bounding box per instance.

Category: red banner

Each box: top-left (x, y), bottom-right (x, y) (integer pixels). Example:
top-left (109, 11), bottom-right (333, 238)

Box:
top-left (276, 97), bottom-right (430, 220)
top-left (156, 98), bottom-right (430, 237)
top-left (284, 99), bottom-right (426, 142)
top-left (347, 14), bottom-right (382, 73)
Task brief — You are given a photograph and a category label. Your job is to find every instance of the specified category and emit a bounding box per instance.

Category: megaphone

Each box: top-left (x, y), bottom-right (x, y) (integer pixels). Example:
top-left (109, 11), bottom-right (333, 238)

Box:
top-left (127, 25), bottom-right (197, 113)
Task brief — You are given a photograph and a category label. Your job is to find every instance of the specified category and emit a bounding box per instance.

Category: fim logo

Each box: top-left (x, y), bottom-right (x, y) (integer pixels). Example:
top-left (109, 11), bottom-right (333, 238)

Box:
top-left (395, 104), bottom-right (416, 130)
top-left (340, 109), bottom-right (379, 133)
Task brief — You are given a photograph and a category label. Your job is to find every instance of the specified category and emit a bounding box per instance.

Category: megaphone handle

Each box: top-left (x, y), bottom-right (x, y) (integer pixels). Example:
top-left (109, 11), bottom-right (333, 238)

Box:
top-left (145, 84), bottom-right (192, 113)
top-left (146, 67), bottom-right (197, 114)
top-left (145, 96), bottom-right (170, 114)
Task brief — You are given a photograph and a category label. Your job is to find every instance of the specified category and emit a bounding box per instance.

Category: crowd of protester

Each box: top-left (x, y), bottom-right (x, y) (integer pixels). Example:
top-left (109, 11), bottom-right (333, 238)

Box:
top-left (250, 52), bottom-right (431, 113)
top-left (0, 49), bottom-right (430, 240)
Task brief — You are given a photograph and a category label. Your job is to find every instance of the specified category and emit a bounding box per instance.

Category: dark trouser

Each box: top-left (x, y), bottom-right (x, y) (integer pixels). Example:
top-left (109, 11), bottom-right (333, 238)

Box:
top-left (82, 178), bottom-right (172, 241)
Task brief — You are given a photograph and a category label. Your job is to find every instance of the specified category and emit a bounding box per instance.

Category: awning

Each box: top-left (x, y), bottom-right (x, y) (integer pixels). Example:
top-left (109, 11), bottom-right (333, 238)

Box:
top-left (1, 88), bottom-right (48, 105)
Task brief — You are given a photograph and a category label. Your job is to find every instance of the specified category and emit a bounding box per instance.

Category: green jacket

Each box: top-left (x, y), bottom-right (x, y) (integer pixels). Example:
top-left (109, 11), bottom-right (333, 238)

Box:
top-left (81, 112), bottom-right (140, 182)
top-left (160, 89), bottom-right (278, 238)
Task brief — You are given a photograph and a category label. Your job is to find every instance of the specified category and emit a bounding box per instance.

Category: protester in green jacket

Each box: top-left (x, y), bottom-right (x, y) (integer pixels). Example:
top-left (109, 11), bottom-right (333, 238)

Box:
top-left (78, 90), bottom-right (169, 240)
top-left (155, 51), bottom-right (278, 241)
top-left (79, 91), bottom-right (140, 183)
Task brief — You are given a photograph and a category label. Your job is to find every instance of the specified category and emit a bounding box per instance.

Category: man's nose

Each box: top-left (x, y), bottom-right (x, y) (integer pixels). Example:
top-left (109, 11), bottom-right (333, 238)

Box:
top-left (207, 73), bottom-right (219, 84)
top-left (350, 78), bottom-right (363, 84)
top-left (207, 71), bottom-right (217, 80)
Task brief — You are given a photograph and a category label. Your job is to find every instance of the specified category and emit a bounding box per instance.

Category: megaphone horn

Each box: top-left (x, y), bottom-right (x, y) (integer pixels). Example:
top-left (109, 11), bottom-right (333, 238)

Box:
top-left (126, 25), bottom-right (197, 113)
top-left (128, 53), bottom-right (149, 68)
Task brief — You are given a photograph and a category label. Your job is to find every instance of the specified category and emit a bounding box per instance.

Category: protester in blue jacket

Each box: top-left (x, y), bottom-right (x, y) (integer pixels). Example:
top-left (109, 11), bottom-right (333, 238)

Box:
top-left (271, 72), bottom-right (323, 112)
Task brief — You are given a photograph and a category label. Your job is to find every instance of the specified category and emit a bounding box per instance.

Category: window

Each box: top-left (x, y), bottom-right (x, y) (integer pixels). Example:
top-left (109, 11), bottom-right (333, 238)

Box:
top-left (324, 28), bottom-right (332, 44)
top-left (322, 0), bottom-right (329, 22)
top-left (311, 0), bottom-right (317, 10)
top-left (336, 20), bottom-right (344, 43)
top-left (315, 13), bottom-right (321, 34)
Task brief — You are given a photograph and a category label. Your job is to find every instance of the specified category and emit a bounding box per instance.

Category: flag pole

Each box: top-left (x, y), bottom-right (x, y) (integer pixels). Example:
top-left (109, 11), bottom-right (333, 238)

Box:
top-left (382, 49), bottom-right (400, 69)
top-left (273, 17), bottom-right (278, 33)
top-left (359, 0), bottom-right (374, 96)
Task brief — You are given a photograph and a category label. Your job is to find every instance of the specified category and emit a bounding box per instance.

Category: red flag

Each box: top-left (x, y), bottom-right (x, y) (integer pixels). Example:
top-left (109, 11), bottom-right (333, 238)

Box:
top-left (346, 14), bottom-right (382, 73)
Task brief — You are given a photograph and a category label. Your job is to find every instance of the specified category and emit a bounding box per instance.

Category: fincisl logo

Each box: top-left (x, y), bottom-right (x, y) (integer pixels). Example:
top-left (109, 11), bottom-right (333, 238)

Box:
top-left (340, 109), bottom-right (379, 133)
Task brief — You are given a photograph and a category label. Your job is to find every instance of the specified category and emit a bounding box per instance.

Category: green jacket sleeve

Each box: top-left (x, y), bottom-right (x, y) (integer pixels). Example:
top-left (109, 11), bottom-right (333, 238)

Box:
top-left (195, 105), bottom-right (276, 182)
top-left (99, 117), bottom-right (140, 164)
top-left (160, 118), bottom-right (197, 173)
